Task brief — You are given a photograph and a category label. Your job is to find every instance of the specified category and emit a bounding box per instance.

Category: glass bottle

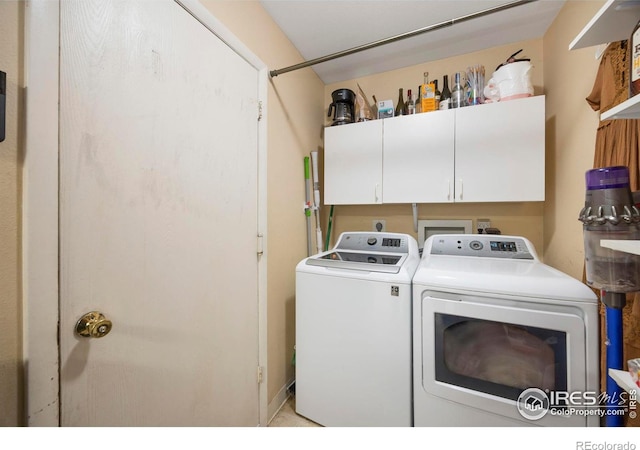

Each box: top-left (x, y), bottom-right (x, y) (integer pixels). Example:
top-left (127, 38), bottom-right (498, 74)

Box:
top-left (407, 89), bottom-right (415, 114)
top-left (434, 79), bottom-right (441, 111)
top-left (451, 72), bottom-right (467, 108)
top-left (631, 19), bottom-right (640, 97)
top-left (440, 75), bottom-right (452, 110)
top-left (395, 88), bottom-right (406, 116)
top-left (422, 72), bottom-right (435, 112)
top-left (372, 95), bottom-right (379, 119)
top-left (415, 86), bottom-right (422, 113)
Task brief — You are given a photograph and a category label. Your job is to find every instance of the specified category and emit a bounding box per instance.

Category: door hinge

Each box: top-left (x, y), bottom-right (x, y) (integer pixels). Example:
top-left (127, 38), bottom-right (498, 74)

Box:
top-left (257, 233), bottom-right (264, 257)
top-left (257, 366), bottom-right (264, 384)
top-left (258, 101), bottom-right (263, 121)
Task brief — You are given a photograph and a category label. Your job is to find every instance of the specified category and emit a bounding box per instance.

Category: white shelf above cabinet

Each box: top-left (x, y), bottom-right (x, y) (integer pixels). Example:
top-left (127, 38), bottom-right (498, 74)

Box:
top-left (601, 94), bottom-right (640, 120)
top-left (600, 239), bottom-right (640, 255)
top-left (569, 0), bottom-right (640, 51)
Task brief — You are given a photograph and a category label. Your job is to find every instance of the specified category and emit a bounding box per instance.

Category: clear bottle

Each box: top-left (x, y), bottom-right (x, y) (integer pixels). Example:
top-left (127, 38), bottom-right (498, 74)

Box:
top-left (440, 75), bottom-right (452, 110)
top-left (407, 89), bottom-right (415, 115)
top-left (631, 19), bottom-right (640, 97)
top-left (451, 72), bottom-right (467, 108)
top-left (434, 80), bottom-right (441, 111)
top-left (415, 86), bottom-right (422, 113)
top-left (395, 88), bottom-right (406, 116)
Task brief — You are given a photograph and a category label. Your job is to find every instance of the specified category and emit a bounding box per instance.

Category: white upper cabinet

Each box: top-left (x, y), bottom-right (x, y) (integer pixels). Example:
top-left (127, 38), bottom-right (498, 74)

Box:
top-left (454, 95), bottom-right (545, 202)
top-left (382, 110), bottom-right (455, 204)
top-left (324, 120), bottom-right (383, 205)
top-left (323, 95), bottom-right (545, 205)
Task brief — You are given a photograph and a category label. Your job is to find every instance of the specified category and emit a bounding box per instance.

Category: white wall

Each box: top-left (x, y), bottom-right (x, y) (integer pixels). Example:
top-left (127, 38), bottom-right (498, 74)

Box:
top-left (542, 0), bottom-right (603, 279)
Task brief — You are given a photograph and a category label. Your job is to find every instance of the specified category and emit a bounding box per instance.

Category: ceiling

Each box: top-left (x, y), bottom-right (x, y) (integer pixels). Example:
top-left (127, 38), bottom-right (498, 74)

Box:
top-left (260, 0), bottom-right (566, 84)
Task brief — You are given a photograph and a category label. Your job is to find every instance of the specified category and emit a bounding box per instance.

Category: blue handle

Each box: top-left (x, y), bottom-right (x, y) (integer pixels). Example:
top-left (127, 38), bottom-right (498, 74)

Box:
top-left (605, 305), bottom-right (624, 427)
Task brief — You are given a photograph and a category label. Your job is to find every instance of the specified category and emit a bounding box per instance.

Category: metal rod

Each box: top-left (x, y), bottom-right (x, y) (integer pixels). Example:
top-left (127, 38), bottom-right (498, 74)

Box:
top-left (269, 0), bottom-right (537, 78)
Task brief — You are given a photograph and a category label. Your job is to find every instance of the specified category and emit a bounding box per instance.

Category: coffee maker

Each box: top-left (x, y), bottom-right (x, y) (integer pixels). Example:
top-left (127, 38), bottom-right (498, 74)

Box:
top-left (328, 88), bottom-right (355, 126)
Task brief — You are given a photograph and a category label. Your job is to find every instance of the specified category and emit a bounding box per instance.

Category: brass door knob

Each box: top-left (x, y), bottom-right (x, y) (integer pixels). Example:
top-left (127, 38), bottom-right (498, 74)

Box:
top-left (75, 311), bottom-right (112, 338)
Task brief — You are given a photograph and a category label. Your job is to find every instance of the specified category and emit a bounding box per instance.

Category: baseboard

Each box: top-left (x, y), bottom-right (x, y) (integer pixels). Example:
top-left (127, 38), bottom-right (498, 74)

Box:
top-left (267, 376), bottom-right (295, 424)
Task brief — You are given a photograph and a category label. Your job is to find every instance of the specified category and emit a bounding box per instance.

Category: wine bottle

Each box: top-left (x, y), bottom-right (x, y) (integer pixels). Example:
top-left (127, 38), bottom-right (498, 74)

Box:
top-left (440, 75), bottom-right (452, 110)
top-left (372, 95), bottom-right (378, 119)
top-left (631, 19), bottom-right (640, 97)
top-left (434, 79), bottom-right (441, 111)
top-left (395, 88), bottom-right (406, 116)
top-left (451, 72), bottom-right (466, 108)
top-left (421, 72), bottom-right (436, 112)
top-left (407, 89), bottom-right (415, 114)
top-left (415, 86), bottom-right (422, 113)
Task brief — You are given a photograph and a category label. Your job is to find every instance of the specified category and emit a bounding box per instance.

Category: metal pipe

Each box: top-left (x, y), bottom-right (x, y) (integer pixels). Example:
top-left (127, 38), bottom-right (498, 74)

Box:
top-left (269, 0), bottom-right (537, 78)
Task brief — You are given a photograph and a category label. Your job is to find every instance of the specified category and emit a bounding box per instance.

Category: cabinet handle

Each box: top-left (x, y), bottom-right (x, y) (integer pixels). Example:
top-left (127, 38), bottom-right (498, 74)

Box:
top-left (375, 183), bottom-right (380, 203)
top-left (457, 179), bottom-right (463, 200)
top-left (446, 179), bottom-right (451, 201)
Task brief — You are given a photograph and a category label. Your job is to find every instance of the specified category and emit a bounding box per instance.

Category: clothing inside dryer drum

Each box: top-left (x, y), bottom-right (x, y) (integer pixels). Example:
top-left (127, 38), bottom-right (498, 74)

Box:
top-left (440, 317), bottom-right (564, 393)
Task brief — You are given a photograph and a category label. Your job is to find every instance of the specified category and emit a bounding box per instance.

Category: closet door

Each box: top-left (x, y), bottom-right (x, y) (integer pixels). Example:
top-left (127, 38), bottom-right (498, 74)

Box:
top-left (59, 0), bottom-right (261, 426)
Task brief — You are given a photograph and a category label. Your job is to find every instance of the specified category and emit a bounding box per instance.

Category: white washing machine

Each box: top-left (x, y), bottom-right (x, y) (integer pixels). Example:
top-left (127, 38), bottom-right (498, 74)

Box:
top-left (295, 232), bottom-right (420, 426)
top-left (413, 234), bottom-right (599, 427)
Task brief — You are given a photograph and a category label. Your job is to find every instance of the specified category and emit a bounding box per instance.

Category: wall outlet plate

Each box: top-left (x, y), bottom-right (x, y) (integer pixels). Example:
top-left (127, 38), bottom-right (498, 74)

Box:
top-left (373, 219), bottom-right (386, 232)
top-left (476, 218), bottom-right (491, 233)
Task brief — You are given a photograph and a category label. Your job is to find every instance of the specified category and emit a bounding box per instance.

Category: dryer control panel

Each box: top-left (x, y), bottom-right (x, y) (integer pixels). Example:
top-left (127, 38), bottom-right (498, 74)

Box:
top-left (427, 235), bottom-right (536, 260)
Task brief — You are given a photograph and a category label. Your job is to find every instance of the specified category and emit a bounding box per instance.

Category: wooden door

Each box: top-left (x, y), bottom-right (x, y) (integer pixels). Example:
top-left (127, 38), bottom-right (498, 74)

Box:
top-left (59, 0), bottom-right (263, 426)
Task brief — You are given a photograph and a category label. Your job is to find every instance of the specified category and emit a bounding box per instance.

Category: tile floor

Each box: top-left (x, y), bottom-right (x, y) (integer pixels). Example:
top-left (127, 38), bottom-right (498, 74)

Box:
top-left (268, 395), bottom-right (321, 427)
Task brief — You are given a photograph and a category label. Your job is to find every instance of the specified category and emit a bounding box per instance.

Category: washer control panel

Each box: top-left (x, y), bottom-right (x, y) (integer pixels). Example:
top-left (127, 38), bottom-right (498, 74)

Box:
top-left (336, 232), bottom-right (411, 254)
top-left (428, 235), bottom-right (535, 260)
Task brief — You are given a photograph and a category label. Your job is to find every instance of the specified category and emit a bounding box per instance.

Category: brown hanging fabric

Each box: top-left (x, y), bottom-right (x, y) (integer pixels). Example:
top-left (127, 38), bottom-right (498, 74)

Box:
top-left (586, 40), bottom-right (640, 427)
top-left (587, 40), bottom-right (640, 188)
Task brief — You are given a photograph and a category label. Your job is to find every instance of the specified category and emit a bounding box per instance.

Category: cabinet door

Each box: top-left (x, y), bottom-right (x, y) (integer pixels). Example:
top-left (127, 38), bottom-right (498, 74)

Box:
top-left (324, 120), bottom-right (383, 205)
top-left (454, 96), bottom-right (545, 202)
top-left (383, 111), bottom-right (455, 203)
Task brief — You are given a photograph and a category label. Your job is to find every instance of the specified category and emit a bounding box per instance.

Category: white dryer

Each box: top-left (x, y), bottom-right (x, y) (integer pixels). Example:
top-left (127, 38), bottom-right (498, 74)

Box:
top-left (295, 232), bottom-right (420, 426)
top-left (413, 234), bottom-right (599, 427)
